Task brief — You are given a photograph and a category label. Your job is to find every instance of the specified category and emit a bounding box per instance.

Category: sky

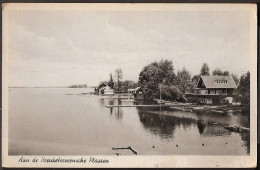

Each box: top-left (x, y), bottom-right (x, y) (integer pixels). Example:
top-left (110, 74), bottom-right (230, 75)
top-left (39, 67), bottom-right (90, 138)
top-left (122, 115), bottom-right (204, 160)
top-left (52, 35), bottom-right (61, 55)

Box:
top-left (6, 4), bottom-right (252, 87)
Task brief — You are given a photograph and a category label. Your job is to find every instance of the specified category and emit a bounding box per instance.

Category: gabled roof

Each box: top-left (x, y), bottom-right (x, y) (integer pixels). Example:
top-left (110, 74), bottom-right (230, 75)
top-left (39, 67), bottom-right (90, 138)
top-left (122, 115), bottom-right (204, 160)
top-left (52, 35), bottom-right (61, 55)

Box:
top-left (199, 76), bottom-right (237, 89)
top-left (98, 82), bottom-right (107, 88)
top-left (135, 87), bottom-right (142, 91)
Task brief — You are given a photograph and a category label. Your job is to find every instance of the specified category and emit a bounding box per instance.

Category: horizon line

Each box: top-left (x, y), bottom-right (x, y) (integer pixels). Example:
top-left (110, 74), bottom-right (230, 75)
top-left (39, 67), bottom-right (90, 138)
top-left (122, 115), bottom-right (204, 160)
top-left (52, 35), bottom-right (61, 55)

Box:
top-left (8, 86), bottom-right (96, 88)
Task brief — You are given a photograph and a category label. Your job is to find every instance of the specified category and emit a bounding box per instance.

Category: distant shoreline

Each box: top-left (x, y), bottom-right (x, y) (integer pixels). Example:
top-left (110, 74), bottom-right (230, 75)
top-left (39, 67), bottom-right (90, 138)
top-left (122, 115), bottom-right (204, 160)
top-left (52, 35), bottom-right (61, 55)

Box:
top-left (8, 87), bottom-right (95, 88)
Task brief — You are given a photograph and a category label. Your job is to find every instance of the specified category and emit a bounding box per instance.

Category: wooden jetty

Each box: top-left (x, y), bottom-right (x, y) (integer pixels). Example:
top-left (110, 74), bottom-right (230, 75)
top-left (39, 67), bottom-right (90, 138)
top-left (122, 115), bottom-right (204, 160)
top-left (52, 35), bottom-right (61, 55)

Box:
top-left (105, 104), bottom-right (187, 108)
top-left (105, 102), bottom-right (248, 113)
top-left (112, 146), bottom-right (137, 155)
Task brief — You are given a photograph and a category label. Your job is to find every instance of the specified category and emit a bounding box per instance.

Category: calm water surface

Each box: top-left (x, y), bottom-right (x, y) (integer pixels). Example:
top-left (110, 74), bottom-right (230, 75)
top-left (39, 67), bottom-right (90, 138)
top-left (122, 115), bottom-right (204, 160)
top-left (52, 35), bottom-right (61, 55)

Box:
top-left (9, 88), bottom-right (250, 155)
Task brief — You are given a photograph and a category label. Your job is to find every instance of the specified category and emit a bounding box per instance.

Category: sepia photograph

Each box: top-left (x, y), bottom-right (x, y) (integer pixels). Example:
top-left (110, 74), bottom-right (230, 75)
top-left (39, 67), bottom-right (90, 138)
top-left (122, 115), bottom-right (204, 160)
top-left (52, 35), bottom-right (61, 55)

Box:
top-left (2, 3), bottom-right (257, 168)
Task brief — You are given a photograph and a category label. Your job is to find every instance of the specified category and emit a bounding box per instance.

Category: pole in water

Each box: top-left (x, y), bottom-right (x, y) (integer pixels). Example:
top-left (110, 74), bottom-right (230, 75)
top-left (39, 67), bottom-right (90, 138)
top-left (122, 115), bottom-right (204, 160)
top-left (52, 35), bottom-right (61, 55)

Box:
top-left (160, 84), bottom-right (161, 103)
top-left (160, 84), bottom-right (161, 112)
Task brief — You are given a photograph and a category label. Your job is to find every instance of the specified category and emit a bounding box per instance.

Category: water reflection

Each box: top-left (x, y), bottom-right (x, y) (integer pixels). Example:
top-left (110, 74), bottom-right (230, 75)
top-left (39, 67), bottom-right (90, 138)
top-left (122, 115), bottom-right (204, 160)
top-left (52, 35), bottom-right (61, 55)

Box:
top-left (240, 131), bottom-right (250, 154)
top-left (115, 108), bottom-right (123, 120)
top-left (108, 99), bottom-right (114, 106)
top-left (9, 88), bottom-right (250, 155)
top-left (137, 108), bottom-right (249, 146)
top-left (118, 98), bottom-right (122, 105)
top-left (197, 121), bottom-right (206, 134)
top-left (99, 97), bottom-right (124, 120)
top-left (137, 110), bottom-right (197, 140)
top-left (115, 99), bottom-right (123, 120)
top-left (138, 111), bottom-right (175, 139)
top-left (98, 95), bottom-right (250, 154)
top-left (99, 98), bottom-right (105, 106)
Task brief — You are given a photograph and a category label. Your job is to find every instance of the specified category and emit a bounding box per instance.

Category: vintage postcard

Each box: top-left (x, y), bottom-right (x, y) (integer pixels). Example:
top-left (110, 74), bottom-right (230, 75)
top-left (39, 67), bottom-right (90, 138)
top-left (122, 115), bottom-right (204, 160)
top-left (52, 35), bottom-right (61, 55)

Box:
top-left (2, 3), bottom-right (257, 168)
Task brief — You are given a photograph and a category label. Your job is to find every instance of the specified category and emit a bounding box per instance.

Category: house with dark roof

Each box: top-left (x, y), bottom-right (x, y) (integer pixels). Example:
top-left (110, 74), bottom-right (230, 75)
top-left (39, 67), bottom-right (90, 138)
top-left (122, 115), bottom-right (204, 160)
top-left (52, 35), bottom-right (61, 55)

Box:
top-left (132, 87), bottom-right (144, 100)
top-left (96, 82), bottom-right (114, 96)
top-left (188, 75), bottom-right (238, 104)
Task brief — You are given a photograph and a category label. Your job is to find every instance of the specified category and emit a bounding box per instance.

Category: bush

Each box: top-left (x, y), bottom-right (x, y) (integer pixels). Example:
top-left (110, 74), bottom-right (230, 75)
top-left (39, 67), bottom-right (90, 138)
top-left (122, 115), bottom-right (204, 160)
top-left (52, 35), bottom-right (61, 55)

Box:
top-left (186, 97), bottom-right (200, 104)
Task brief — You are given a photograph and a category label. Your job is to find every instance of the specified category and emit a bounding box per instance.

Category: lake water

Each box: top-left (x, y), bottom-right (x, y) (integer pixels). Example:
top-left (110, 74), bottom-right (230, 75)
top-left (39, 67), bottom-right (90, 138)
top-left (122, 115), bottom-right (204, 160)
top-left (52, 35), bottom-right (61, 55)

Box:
top-left (8, 88), bottom-right (250, 155)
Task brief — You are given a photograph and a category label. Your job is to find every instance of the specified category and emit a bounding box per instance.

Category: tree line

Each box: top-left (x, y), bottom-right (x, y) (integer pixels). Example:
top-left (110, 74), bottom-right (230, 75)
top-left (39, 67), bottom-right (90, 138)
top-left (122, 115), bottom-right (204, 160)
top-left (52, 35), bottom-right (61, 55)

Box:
top-left (101, 68), bottom-right (138, 92)
top-left (138, 60), bottom-right (250, 105)
top-left (101, 60), bottom-right (250, 105)
top-left (68, 84), bottom-right (88, 88)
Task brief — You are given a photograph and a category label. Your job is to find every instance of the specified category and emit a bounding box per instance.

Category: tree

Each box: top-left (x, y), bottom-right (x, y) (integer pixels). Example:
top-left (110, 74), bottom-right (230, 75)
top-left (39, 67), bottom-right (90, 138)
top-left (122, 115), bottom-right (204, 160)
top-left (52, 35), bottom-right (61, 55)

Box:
top-left (192, 62), bottom-right (210, 89)
top-left (68, 84), bottom-right (88, 88)
top-left (238, 71), bottom-right (250, 105)
top-left (231, 74), bottom-right (239, 86)
top-left (138, 60), bottom-right (177, 100)
top-left (160, 84), bottom-right (184, 102)
top-left (121, 80), bottom-right (138, 92)
top-left (114, 68), bottom-right (123, 91)
top-left (223, 71), bottom-right (230, 76)
top-left (107, 73), bottom-right (114, 89)
top-left (212, 68), bottom-right (230, 76)
top-left (231, 73), bottom-right (240, 103)
top-left (212, 68), bottom-right (224, 76)
top-left (192, 75), bottom-right (200, 82)
top-left (200, 63), bottom-right (210, 76)
top-left (176, 67), bottom-right (194, 94)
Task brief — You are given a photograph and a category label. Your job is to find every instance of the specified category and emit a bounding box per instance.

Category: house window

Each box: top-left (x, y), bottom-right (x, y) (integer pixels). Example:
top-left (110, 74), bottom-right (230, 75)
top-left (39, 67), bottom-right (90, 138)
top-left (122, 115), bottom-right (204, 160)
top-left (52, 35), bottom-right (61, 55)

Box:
top-left (215, 80), bottom-right (228, 84)
top-left (216, 90), bottom-right (222, 95)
